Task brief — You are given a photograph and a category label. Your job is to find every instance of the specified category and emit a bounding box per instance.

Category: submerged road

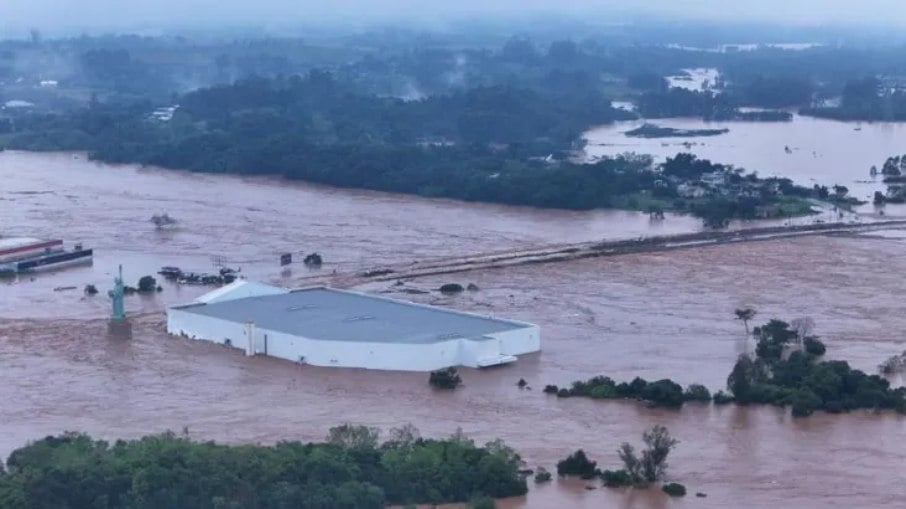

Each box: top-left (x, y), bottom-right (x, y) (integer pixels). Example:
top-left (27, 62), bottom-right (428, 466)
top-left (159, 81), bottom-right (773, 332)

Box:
top-left (297, 218), bottom-right (906, 287)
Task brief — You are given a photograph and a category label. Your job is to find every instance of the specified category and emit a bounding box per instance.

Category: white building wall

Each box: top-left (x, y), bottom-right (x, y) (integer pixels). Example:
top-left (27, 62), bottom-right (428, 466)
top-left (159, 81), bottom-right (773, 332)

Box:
top-left (166, 305), bottom-right (541, 371)
top-left (167, 307), bottom-right (250, 351)
top-left (494, 325), bottom-right (541, 356)
top-left (458, 338), bottom-right (501, 368)
top-left (262, 329), bottom-right (463, 371)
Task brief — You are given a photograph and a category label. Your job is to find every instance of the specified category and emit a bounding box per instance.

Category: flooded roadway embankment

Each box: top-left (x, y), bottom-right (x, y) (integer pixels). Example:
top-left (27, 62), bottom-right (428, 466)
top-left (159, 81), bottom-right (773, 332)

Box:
top-left (3, 152), bottom-right (906, 508)
top-left (318, 218), bottom-right (906, 286)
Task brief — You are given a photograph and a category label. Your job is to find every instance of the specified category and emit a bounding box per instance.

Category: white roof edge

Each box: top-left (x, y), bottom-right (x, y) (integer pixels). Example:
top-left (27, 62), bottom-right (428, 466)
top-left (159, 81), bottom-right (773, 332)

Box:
top-left (194, 280), bottom-right (288, 304)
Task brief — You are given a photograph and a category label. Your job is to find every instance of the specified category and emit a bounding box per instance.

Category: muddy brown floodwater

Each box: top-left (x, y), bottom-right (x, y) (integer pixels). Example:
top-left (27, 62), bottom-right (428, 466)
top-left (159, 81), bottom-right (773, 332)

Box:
top-left (2, 152), bottom-right (906, 508)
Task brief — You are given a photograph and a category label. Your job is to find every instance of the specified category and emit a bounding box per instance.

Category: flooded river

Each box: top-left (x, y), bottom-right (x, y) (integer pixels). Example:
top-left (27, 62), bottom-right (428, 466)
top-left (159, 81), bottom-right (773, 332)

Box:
top-left (585, 114), bottom-right (906, 212)
top-left (2, 152), bottom-right (906, 508)
top-left (0, 151), bottom-right (706, 319)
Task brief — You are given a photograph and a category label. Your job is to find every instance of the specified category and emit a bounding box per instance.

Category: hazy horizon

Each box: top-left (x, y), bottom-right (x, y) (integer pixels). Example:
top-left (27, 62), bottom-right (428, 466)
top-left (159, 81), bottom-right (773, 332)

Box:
top-left (1, 0), bottom-right (905, 36)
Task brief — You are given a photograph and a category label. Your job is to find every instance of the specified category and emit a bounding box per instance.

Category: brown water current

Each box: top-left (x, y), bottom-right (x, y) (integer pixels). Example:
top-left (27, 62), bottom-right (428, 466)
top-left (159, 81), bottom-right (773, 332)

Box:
top-left (2, 152), bottom-right (906, 508)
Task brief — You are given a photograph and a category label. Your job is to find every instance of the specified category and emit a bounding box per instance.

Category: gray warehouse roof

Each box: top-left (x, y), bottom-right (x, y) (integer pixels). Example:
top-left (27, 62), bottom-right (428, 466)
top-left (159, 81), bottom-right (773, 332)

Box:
top-left (175, 287), bottom-right (533, 344)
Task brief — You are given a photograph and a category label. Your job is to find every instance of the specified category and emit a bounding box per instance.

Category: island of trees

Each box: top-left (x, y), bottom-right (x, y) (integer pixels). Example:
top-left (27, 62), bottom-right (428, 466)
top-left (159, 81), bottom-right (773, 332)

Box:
top-left (872, 154), bottom-right (906, 203)
top-left (0, 424), bottom-right (527, 508)
top-left (547, 318), bottom-right (906, 417)
top-left (624, 123), bottom-right (729, 138)
top-left (556, 425), bottom-right (686, 496)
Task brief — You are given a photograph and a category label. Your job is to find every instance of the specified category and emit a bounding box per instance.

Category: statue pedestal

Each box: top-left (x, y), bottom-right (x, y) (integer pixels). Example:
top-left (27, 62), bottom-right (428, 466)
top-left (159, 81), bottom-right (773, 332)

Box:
top-left (107, 319), bottom-right (132, 340)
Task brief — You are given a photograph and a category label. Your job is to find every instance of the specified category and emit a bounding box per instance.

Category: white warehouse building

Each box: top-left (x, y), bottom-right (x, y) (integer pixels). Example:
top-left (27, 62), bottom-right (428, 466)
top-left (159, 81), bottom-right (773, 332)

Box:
top-left (166, 281), bottom-right (540, 371)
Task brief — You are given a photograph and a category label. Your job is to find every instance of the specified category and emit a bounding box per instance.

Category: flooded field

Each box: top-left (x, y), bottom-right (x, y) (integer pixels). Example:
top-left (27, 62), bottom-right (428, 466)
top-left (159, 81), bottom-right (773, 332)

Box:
top-left (2, 152), bottom-right (906, 508)
top-left (584, 114), bottom-right (906, 211)
top-left (666, 67), bottom-right (721, 92)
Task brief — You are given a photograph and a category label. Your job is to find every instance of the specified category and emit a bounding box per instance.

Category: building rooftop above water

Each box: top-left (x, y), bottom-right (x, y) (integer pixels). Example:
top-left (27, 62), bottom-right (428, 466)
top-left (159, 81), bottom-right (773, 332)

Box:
top-left (175, 286), bottom-right (533, 344)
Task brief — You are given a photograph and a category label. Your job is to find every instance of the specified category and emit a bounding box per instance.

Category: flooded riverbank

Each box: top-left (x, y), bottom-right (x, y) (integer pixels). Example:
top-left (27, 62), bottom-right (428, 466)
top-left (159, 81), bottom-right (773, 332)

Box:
top-left (584, 114), bottom-right (906, 213)
top-left (2, 152), bottom-right (906, 508)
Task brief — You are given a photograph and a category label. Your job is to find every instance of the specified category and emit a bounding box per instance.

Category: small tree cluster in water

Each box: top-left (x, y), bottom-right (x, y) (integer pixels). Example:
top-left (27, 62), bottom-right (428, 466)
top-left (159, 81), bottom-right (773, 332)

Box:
top-left (429, 367), bottom-right (463, 389)
top-left (0, 425), bottom-right (528, 508)
top-left (556, 426), bottom-right (683, 494)
top-left (545, 376), bottom-right (711, 408)
top-left (729, 319), bottom-right (906, 417)
top-left (552, 318), bottom-right (906, 418)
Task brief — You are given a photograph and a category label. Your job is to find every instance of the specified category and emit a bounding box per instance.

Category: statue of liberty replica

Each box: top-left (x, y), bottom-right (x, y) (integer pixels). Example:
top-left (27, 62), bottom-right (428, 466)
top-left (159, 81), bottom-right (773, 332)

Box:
top-left (108, 265), bottom-right (132, 338)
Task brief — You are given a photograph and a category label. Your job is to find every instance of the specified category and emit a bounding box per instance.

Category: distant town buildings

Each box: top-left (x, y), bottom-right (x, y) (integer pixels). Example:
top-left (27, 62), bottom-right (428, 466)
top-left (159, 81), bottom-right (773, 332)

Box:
top-left (150, 105), bottom-right (179, 122)
top-left (3, 100), bottom-right (35, 109)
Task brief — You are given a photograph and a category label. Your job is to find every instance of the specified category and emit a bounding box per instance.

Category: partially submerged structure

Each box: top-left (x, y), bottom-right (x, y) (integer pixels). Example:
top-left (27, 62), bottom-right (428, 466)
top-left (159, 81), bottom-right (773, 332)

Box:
top-left (166, 281), bottom-right (540, 371)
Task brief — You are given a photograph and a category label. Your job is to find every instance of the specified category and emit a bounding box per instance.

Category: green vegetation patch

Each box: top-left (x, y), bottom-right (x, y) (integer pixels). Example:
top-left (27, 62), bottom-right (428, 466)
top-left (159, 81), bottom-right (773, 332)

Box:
top-left (0, 425), bottom-right (528, 508)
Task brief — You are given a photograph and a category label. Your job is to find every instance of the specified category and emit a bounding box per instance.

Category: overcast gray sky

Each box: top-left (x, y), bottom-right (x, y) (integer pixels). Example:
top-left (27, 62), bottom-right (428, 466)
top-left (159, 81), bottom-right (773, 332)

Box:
top-left (1, 0), bottom-right (903, 33)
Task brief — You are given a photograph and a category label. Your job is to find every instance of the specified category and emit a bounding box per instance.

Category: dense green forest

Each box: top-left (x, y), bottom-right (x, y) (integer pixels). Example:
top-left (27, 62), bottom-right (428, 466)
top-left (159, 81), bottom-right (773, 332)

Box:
top-left (0, 425), bottom-right (527, 509)
top-left (7, 29), bottom-right (906, 114)
top-left (802, 76), bottom-right (906, 120)
top-left (6, 71), bottom-right (629, 157)
top-left (2, 71), bottom-right (829, 224)
top-left (1, 27), bottom-right (901, 223)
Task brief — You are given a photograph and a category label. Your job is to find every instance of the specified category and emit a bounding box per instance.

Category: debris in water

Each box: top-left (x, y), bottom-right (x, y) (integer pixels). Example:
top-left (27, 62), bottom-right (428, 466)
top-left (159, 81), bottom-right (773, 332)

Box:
top-left (304, 253), bottom-right (323, 267)
top-left (150, 213), bottom-right (178, 228)
top-left (439, 283), bottom-right (464, 294)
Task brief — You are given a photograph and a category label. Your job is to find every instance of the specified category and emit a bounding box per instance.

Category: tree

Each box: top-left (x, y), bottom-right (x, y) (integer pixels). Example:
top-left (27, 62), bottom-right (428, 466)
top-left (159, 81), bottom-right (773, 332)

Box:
top-left (639, 379), bottom-right (685, 408)
top-left (735, 308), bottom-right (757, 335)
top-left (683, 384), bottom-right (712, 402)
top-left (534, 467), bottom-right (552, 483)
top-left (304, 253), bottom-right (323, 266)
top-left (639, 425), bottom-right (678, 483)
top-left (137, 275), bottom-right (157, 293)
top-left (556, 450), bottom-right (597, 478)
top-left (429, 367), bottom-right (462, 389)
top-left (617, 443), bottom-right (642, 483)
top-left (803, 337), bottom-right (827, 357)
top-left (790, 317), bottom-right (815, 347)
top-left (386, 424), bottom-right (421, 447)
top-left (663, 482), bottom-right (687, 497)
top-left (754, 319), bottom-right (798, 361)
top-left (616, 425), bottom-right (678, 486)
top-left (469, 497), bottom-right (496, 509)
top-left (728, 354), bottom-right (756, 403)
top-left (327, 424), bottom-right (380, 450)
